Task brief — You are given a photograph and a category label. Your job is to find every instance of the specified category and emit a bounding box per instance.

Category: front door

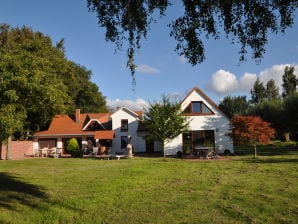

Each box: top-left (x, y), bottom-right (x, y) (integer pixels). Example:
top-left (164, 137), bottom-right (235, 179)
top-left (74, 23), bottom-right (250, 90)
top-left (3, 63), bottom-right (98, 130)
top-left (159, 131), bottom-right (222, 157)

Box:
top-left (182, 130), bottom-right (215, 154)
top-left (146, 139), bottom-right (154, 153)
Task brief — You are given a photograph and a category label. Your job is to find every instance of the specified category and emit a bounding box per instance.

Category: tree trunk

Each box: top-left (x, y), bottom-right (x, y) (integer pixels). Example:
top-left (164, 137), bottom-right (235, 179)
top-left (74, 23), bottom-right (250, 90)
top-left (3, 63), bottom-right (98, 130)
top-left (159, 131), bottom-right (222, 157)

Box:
top-left (6, 136), bottom-right (12, 160)
top-left (162, 142), bottom-right (166, 161)
top-left (0, 140), bottom-right (2, 160)
top-left (254, 145), bottom-right (257, 159)
top-left (283, 132), bottom-right (290, 142)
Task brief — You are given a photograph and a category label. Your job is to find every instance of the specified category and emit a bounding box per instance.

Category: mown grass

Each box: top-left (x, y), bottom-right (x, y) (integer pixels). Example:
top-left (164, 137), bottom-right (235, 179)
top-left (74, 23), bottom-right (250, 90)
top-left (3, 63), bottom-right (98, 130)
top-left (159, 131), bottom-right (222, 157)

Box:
top-left (0, 148), bottom-right (297, 224)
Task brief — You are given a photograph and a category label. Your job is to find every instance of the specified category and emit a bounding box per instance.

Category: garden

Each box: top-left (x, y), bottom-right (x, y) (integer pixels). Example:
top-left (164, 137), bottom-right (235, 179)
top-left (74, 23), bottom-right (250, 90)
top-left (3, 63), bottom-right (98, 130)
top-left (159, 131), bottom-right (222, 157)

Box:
top-left (0, 145), bottom-right (297, 224)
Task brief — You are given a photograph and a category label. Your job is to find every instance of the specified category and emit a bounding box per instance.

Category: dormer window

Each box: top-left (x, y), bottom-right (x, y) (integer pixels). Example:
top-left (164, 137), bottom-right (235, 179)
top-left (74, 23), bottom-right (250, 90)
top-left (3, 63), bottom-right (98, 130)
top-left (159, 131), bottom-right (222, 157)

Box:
top-left (121, 119), bottom-right (128, 132)
top-left (183, 101), bottom-right (213, 115)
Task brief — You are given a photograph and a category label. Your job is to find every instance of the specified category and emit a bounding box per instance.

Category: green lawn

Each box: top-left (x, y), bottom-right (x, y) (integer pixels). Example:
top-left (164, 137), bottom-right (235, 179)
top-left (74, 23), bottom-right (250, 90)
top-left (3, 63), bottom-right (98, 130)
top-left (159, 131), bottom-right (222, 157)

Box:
top-left (0, 148), bottom-right (297, 224)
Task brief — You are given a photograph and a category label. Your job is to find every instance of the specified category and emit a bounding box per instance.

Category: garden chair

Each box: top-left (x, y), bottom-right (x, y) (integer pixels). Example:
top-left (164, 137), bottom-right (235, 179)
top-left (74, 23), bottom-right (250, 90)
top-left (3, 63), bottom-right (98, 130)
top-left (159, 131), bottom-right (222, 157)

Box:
top-left (53, 148), bottom-right (62, 158)
top-left (41, 147), bottom-right (48, 157)
top-left (92, 147), bottom-right (98, 156)
top-left (204, 148), bottom-right (214, 159)
top-left (34, 148), bottom-right (41, 157)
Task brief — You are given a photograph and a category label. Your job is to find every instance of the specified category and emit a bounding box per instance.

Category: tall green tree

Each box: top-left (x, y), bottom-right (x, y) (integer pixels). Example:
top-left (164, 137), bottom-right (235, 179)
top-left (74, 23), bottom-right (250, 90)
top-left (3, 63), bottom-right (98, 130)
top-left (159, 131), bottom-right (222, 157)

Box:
top-left (282, 66), bottom-right (297, 98)
top-left (0, 24), bottom-right (107, 147)
top-left (142, 95), bottom-right (189, 159)
top-left (69, 63), bottom-right (108, 113)
top-left (0, 24), bottom-right (73, 134)
top-left (266, 79), bottom-right (279, 100)
top-left (87, 1), bottom-right (298, 77)
top-left (218, 95), bottom-right (249, 118)
top-left (248, 99), bottom-right (287, 141)
top-left (283, 93), bottom-right (298, 139)
top-left (250, 78), bottom-right (266, 104)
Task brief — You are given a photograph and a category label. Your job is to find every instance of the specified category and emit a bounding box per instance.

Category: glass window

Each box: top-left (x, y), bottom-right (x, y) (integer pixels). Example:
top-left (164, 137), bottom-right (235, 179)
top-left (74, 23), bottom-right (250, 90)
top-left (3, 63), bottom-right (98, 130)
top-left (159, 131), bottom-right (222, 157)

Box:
top-left (183, 101), bottom-right (213, 114)
top-left (121, 119), bottom-right (128, 131)
top-left (192, 102), bottom-right (200, 113)
top-left (121, 136), bottom-right (128, 148)
top-left (201, 103), bottom-right (212, 113)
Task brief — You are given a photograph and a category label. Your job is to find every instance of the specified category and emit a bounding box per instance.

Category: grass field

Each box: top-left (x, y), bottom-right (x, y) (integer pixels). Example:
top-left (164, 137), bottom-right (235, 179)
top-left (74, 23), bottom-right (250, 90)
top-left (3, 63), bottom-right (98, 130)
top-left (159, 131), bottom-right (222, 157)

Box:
top-left (0, 147), bottom-right (297, 224)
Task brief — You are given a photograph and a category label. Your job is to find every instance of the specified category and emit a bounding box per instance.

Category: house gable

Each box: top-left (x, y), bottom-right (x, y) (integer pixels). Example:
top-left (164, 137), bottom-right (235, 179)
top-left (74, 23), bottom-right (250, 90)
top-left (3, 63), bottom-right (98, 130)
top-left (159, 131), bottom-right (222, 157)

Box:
top-left (181, 87), bottom-right (228, 118)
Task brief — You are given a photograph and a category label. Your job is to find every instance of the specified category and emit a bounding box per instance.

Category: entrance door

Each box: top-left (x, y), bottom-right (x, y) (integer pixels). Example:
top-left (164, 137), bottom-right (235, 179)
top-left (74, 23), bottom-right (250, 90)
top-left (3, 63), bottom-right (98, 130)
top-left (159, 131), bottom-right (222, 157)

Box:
top-left (146, 139), bottom-right (154, 153)
top-left (182, 130), bottom-right (215, 154)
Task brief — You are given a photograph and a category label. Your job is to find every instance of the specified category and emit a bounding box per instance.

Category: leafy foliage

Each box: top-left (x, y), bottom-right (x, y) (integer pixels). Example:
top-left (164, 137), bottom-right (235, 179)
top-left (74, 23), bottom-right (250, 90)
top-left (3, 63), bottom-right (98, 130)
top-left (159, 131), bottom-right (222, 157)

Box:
top-left (218, 95), bottom-right (249, 118)
top-left (283, 93), bottom-right (298, 134)
top-left (282, 66), bottom-right (297, 98)
top-left (87, 0), bottom-right (298, 76)
top-left (142, 95), bottom-right (189, 158)
top-left (250, 78), bottom-right (266, 104)
top-left (66, 138), bottom-right (83, 157)
top-left (0, 24), bottom-right (107, 141)
top-left (248, 100), bottom-right (285, 139)
top-left (266, 79), bottom-right (279, 100)
top-left (228, 115), bottom-right (275, 157)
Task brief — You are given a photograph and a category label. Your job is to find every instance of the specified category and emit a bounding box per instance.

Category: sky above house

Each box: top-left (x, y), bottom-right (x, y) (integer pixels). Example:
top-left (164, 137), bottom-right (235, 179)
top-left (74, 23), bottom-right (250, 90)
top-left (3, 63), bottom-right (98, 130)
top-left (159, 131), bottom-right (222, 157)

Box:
top-left (1, 0), bottom-right (298, 110)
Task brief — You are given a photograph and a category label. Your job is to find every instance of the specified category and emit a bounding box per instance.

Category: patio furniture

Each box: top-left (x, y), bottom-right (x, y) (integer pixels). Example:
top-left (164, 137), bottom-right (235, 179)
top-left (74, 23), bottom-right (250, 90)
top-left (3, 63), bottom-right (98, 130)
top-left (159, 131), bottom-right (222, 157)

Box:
top-left (52, 148), bottom-right (62, 158)
top-left (40, 147), bottom-right (48, 157)
top-left (92, 147), bottom-right (98, 156)
top-left (34, 148), bottom-right (41, 157)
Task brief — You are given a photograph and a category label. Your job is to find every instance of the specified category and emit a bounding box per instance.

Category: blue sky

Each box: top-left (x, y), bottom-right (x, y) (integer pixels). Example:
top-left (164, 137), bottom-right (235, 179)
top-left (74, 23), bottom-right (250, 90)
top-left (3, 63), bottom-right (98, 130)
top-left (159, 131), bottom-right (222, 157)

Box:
top-left (1, 0), bottom-right (298, 110)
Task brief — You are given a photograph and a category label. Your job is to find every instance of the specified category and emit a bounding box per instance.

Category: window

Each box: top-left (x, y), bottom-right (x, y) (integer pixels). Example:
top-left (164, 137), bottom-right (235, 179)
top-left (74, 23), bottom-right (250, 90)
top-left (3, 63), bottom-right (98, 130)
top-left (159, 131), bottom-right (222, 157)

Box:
top-left (183, 101), bottom-right (213, 114)
top-left (121, 136), bottom-right (128, 148)
top-left (121, 119), bottom-right (128, 131)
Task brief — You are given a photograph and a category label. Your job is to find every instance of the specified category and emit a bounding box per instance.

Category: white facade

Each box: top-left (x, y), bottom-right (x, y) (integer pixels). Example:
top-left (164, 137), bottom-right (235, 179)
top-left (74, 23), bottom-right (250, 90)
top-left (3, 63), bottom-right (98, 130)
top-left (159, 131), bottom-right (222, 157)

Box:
top-left (110, 107), bottom-right (147, 154)
top-left (165, 88), bottom-right (233, 155)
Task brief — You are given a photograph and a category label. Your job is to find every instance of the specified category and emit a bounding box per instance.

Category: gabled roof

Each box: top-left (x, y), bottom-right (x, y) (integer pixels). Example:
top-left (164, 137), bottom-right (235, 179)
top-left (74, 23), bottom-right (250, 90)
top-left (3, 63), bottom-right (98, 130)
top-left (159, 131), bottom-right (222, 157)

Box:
top-left (87, 113), bottom-right (111, 123)
top-left (182, 86), bottom-right (229, 118)
top-left (111, 107), bottom-right (143, 118)
top-left (34, 112), bottom-right (112, 137)
top-left (83, 113), bottom-right (111, 130)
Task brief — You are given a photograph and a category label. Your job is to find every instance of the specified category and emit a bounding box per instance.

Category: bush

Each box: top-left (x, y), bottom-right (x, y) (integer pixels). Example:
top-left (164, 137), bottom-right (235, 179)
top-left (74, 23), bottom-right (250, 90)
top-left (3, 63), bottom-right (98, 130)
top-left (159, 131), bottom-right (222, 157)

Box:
top-left (67, 138), bottom-right (83, 157)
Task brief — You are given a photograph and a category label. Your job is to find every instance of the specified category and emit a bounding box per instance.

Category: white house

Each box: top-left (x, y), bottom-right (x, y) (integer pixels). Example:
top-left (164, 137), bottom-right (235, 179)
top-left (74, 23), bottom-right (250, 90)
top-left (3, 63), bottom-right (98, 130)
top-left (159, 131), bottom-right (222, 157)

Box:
top-left (33, 87), bottom-right (232, 156)
top-left (164, 87), bottom-right (233, 155)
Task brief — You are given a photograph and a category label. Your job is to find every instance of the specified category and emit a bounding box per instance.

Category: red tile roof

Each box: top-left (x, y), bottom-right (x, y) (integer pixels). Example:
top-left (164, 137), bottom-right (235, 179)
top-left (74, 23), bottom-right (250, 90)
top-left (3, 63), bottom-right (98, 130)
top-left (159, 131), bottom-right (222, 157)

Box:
top-left (94, 130), bottom-right (115, 139)
top-left (34, 112), bottom-right (111, 138)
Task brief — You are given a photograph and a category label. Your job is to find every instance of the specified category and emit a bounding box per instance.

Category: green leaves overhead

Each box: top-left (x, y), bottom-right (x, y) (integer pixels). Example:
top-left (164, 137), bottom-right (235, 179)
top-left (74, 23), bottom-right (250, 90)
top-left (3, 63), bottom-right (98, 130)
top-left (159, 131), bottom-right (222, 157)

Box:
top-left (87, 0), bottom-right (298, 75)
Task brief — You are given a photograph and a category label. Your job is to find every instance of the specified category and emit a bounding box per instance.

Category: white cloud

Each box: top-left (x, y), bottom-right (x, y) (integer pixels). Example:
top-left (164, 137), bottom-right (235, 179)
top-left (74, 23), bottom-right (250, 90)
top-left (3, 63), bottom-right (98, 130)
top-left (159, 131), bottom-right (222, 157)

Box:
top-left (206, 64), bottom-right (298, 95)
top-left (135, 64), bottom-right (161, 74)
top-left (106, 98), bottom-right (149, 111)
top-left (206, 70), bottom-right (239, 94)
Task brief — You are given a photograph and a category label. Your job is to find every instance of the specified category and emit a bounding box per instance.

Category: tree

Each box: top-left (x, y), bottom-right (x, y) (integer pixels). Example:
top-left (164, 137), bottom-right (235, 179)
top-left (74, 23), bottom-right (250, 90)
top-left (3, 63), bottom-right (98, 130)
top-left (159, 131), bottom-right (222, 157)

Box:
top-left (0, 24), bottom-right (107, 144)
top-left (282, 66), bottom-right (297, 98)
top-left (66, 138), bottom-right (83, 157)
top-left (266, 79), bottom-right (279, 100)
top-left (250, 78), bottom-right (266, 104)
top-left (218, 95), bottom-right (249, 118)
top-left (0, 105), bottom-right (26, 160)
top-left (248, 99), bottom-right (287, 141)
top-left (87, 1), bottom-right (298, 77)
top-left (283, 93), bottom-right (298, 139)
top-left (228, 115), bottom-right (275, 158)
top-left (142, 95), bottom-right (189, 159)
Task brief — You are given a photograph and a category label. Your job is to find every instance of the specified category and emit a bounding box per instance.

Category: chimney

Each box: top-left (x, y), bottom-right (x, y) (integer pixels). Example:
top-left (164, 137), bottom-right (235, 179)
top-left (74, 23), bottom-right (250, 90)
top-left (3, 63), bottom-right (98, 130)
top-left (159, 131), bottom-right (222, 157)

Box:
top-left (75, 109), bottom-right (80, 123)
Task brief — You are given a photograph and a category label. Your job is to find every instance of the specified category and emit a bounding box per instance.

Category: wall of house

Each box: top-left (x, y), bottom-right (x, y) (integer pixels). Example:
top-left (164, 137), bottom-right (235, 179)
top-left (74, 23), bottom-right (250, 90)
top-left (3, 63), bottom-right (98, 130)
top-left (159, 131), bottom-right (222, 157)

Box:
top-left (165, 90), bottom-right (233, 155)
top-left (111, 109), bottom-right (146, 154)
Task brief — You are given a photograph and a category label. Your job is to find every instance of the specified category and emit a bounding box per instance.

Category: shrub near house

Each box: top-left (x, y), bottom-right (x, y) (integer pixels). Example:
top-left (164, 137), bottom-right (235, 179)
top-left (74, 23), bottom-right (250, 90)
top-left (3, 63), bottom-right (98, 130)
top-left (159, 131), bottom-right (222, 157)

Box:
top-left (67, 138), bottom-right (83, 157)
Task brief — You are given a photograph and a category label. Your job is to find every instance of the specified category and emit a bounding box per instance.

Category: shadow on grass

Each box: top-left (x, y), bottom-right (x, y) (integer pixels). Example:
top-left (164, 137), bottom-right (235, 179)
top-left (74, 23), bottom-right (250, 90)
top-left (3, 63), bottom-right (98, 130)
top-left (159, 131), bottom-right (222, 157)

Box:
top-left (0, 172), bottom-right (48, 210)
